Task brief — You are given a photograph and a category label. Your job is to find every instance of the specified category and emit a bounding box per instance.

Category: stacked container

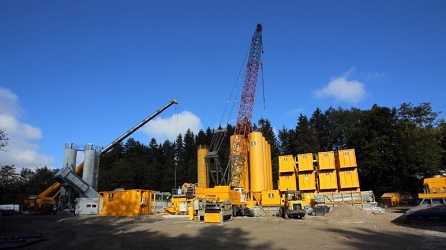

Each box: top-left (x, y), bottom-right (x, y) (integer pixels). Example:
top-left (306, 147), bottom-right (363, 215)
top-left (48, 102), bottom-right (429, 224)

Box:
top-left (297, 153), bottom-right (317, 204)
top-left (335, 149), bottom-right (360, 192)
top-left (317, 151), bottom-right (338, 192)
top-left (278, 155), bottom-right (297, 191)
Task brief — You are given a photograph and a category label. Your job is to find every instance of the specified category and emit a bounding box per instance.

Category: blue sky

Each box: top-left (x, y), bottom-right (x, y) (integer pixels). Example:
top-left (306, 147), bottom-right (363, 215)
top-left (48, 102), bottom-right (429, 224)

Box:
top-left (1, 1), bottom-right (445, 170)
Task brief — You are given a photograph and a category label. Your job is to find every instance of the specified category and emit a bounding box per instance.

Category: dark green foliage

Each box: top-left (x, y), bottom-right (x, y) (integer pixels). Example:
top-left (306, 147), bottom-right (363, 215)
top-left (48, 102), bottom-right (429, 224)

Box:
top-left (295, 114), bottom-right (319, 154)
top-left (0, 165), bottom-right (57, 204)
top-left (0, 129), bottom-right (8, 151)
top-left (3, 104), bottom-right (445, 203)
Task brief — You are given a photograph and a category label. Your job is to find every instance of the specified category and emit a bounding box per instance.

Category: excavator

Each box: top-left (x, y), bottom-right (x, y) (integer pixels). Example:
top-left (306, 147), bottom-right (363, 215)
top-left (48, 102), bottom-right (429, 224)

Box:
top-left (23, 99), bottom-right (178, 214)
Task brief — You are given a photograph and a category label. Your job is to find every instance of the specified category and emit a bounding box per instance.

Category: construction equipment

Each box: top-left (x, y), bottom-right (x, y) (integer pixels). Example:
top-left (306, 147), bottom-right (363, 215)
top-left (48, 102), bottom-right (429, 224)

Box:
top-left (278, 190), bottom-right (306, 219)
top-left (24, 99), bottom-right (178, 214)
top-left (164, 183), bottom-right (196, 215)
top-left (406, 176), bottom-right (446, 219)
top-left (381, 193), bottom-right (401, 207)
top-left (228, 23), bottom-right (263, 189)
top-left (189, 24), bottom-right (264, 221)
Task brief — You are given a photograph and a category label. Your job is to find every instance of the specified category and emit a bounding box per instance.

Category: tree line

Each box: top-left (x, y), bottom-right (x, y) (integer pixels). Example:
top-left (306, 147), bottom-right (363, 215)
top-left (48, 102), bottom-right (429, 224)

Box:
top-left (1, 102), bottom-right (445, 204)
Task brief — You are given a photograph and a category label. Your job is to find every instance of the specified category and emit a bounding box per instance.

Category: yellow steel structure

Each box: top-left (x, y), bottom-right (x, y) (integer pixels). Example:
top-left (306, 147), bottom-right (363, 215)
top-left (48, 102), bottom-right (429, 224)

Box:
top-left (98, 189), bottom-right (156, 216)
top-left (317, 151), bottom-right (335, 170)
top-left (230, 135), bottom-right (250, 191)
top-left (336, 149), bottom-right (357, 168)
top-left (297, 153), bottom-right (314, 171)
top-left (197, 145), bottom-right (209, 188)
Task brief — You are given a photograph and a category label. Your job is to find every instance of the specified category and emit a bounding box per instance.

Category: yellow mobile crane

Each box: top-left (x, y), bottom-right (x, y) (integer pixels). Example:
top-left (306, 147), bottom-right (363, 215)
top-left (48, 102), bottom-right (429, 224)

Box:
top-left (24, 99), bottom-right (178, 214)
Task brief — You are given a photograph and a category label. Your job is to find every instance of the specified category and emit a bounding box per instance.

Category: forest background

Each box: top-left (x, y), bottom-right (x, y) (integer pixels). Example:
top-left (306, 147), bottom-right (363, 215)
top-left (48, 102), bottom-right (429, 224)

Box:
top-left (1, 102), bottom-right (445, 204)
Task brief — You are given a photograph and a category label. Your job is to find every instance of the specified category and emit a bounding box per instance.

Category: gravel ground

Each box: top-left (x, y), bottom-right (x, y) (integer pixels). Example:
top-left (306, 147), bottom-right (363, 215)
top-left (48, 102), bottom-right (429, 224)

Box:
top-left (1, 206), bottom-right (445, 250)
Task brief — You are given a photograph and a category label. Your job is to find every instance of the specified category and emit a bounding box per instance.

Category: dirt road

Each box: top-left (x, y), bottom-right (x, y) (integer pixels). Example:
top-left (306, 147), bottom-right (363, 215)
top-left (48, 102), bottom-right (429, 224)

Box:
top-left (1, 206), bottom-right (445, 250)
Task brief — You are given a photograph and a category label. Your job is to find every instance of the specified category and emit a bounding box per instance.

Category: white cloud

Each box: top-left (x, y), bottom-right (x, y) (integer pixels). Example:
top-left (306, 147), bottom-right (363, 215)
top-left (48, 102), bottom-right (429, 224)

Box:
top-left (141, 111), bottom-right (202, 142)
top-left (0, 87), bottom-right (21, 116)
top-left (0, 87), bottom-right (54, 170)
top-left (315, 74), bottom-right (367, 103)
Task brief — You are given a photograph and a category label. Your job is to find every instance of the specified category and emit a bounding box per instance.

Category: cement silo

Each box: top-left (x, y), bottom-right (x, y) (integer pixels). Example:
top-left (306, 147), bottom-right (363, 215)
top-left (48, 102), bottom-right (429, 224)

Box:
top-left (264, 140), bottom-right (273, 190)
top-left (248, 132), bottom-right (265, 203)
top-left (82, 144), bottom-right (97, 187)
top-left (197, 145), bottom-right (209, 188)
top-left (63, 142), bottom-right (77, 171)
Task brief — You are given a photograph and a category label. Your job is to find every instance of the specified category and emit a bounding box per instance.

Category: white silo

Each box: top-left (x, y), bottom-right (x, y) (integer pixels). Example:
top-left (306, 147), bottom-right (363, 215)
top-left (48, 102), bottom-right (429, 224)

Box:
top-left (63, 142), bottom-right (77, 171)
top-left (82, 144), bottom-right (96, 187)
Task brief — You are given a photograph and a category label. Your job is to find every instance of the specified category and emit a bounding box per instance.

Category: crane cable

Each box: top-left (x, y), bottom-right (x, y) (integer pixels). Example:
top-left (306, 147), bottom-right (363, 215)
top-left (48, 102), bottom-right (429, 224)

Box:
top-left (219, 47), bottom-right (250, 128)
top-left (260, 46), bottom-right (265, 110)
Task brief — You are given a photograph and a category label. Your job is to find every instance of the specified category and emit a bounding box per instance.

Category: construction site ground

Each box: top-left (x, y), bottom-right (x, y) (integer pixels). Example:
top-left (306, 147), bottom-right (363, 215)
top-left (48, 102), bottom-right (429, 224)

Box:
top-left (1, 205), bottom-right (445, 250)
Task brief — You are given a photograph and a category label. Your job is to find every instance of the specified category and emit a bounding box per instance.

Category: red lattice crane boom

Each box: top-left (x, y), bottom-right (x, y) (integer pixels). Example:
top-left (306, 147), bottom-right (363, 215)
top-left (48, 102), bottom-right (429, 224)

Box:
top-left (229, 23), bottom-right (263, 188)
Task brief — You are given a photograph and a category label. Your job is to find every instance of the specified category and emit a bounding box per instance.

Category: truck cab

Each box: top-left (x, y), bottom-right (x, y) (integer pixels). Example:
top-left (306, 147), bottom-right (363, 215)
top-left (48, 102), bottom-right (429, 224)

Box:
top-left (279, 190), bottom-right (306, 219)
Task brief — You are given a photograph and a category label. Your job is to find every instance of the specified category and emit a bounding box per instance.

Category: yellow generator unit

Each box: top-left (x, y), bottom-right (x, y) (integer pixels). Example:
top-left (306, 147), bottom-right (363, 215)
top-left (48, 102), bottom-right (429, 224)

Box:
top-left (98, 189), bottom-right (156, 216)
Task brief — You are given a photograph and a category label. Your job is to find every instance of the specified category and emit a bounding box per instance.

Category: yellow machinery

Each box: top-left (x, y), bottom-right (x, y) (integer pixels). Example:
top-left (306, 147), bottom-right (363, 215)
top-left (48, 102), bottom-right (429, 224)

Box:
top-left (98, 189), bottom-right (156, 216)
top-left (406, 176), bottom-right (446, 219)
top-left (381, 193), bottom-right (401, 207)
top-left (165, 183), bottom-right (196, 215)
top-left (193, 185), bottom-right (246, 220)
top-left (278, 190), bottom-right (306, 219)
top-left (419, 176), bottom-right (446, 199)
top-left (24, 163), bottom-right (84, 214)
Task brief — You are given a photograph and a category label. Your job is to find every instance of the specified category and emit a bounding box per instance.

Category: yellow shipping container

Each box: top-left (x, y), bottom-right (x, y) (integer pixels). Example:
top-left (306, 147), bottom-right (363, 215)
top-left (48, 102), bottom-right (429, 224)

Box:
top-left (318, 151), bottom-right (335, 170)
top-left (278, 155), bottom-right (296, 173)
top-left (337, 168), bottom-right (360, 189)
top-left (336, 149), bottom-right (357, 169)
top-left (98, 189), bottom-right (156, 216)
top-left (279, 174), bottom-right (297, 192)
top-left (297, 153), bottom-right (314, 172)
top-left (298, 171), bottom-right (316, 191)
top-left (318, 170), bottom-right (338, 191)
